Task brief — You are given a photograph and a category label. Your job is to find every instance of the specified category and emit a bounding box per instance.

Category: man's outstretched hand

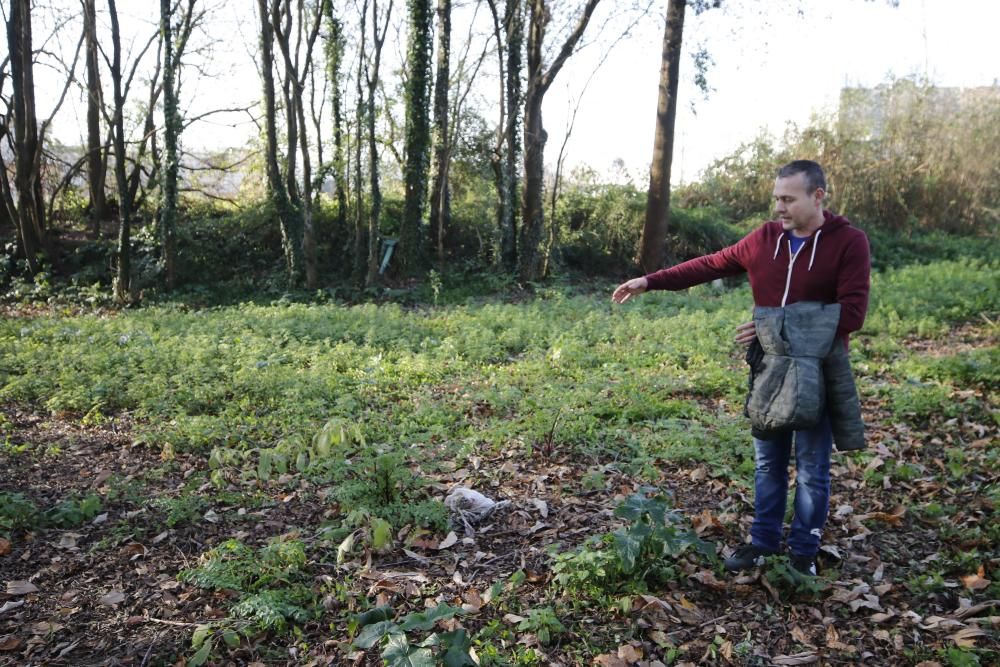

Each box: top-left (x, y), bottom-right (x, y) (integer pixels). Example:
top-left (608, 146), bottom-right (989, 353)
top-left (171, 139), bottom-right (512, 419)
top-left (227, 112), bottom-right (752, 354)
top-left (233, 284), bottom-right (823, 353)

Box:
top-left (612, 277), bottom-right (648, 304)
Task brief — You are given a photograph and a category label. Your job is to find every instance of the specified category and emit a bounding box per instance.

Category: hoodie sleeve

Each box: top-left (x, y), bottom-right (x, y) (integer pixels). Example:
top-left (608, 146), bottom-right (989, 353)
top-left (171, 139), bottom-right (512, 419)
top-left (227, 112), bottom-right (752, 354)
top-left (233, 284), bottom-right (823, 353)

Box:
top-left (836, 229), bottom-right (871, 337)
top-left (643, 228), bottom-right (755, 291)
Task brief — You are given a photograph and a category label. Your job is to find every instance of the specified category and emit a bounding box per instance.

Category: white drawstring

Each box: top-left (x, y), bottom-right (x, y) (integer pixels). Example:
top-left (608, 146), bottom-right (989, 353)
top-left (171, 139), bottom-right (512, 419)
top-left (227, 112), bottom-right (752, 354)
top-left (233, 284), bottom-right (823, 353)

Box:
top-left (808, 229), bottom-right (822, 271)
top-left (772, 233), bottom-right (783, 260)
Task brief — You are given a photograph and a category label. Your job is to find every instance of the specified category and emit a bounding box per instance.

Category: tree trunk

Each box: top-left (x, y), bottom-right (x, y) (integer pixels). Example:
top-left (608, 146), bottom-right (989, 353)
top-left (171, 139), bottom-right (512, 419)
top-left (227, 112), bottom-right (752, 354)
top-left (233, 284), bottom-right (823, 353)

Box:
top-left (272, 0), bottom-right (323, 289)
top-left (638, 0), bottom-right (685, 273)
top-left (258, 0), bottom-right (302, 285)
top-left (7, 0), bottom-right (47, 274)
top-left (82, 0), bottom-right (108, 236)
top-left (502, 0), bottom-right (522, 271)
top-left (518, 0), bottom-right (599, 282)
top-left (365, 0), bottom-right (391, 287)
top-left (108, 0), bottom-right (133, 303)
top-left (400, 0), bottom-right (433, 271)
top-left (428, 0), bottom-right (451, 264)
top-left (323, 8), bottom-right (348, 233)
top-left (352, 0), bottom-right (368, 283)
top-left (160, 0), bottom-right (179, 290)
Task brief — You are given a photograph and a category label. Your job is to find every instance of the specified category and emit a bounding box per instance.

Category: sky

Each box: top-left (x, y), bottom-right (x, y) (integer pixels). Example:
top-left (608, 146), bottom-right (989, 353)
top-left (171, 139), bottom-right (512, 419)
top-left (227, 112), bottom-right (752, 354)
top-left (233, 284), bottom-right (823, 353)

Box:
top-left (544, 0), bottom-right (1000, 184)
top-left (22, 0), bottom-right (1000, 187)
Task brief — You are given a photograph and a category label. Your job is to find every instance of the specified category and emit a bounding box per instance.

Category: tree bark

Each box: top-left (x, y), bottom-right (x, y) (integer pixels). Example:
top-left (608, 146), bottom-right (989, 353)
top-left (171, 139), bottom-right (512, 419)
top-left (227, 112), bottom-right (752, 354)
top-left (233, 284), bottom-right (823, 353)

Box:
top-left (108, 0), bottom-right (133, 303)
top-left (638, 0), bottom-right (685, 273)
top-left (352, 1), bottom-right (367, 283)
top-left (82, 0), bottom-right (108, 236)
top-left (7, 0), bottom-right (47, 274)
top-left (365, 0), bottom-right (392, 287)
top-left (160, 0), bottom-right (179, 290)
top-left (428, 0), bottom-right (451, 264)
top-left (400, 0), bottom-right (433, 271)
top-left (257, 0), bottom-right (302, 285)
top-left (272, 0), bottom-right (324, 289)
top-left (502, 0), bottom-right (522, 271)
top-left (519, 0), bottom-right (600, 282)
top-left (323, 6), bottom-right (348, 233)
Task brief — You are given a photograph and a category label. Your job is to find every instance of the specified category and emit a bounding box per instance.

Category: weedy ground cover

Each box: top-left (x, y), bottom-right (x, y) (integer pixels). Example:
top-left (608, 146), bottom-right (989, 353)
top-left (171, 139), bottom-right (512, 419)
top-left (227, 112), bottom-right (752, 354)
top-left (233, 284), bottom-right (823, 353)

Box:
top-left (0, 257), bottom-right (997, 664)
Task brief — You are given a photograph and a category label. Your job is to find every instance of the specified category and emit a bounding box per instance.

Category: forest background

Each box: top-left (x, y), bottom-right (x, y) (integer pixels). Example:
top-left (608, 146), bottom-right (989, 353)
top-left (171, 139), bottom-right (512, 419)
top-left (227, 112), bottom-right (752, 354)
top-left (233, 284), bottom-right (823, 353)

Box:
top-left (1, 0), bottom-right (997, 303)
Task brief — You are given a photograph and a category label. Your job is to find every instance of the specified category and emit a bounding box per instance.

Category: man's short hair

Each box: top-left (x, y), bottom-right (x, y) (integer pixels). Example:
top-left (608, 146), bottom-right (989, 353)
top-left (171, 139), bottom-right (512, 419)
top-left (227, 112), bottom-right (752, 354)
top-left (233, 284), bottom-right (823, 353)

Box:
top-left (777, 160), bottom-right (826, 195)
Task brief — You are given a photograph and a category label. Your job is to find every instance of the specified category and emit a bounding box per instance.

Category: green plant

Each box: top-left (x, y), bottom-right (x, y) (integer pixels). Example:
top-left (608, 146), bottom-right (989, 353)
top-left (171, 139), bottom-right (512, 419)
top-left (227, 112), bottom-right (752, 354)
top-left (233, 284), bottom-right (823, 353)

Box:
top-left (179, 537), bottom-right (317, 635)
top-left (0, 492), bottom-right (102, 535)
top-left (352, 602), bottom-right (474, 667)
top-left (763, 556), bottom-right (828, 597)
top-left (552, 489), bottom-right (713, 597)
top-left (516, 607), bottom-right (566, 646)
top-left (0, 492), bottom-right (40, 534)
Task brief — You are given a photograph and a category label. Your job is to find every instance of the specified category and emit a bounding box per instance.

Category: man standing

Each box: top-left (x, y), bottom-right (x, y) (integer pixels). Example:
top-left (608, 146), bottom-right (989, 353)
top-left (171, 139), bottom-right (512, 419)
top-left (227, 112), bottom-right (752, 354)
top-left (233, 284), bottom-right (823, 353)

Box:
top-left (612, 160), bottom-right (870, 575)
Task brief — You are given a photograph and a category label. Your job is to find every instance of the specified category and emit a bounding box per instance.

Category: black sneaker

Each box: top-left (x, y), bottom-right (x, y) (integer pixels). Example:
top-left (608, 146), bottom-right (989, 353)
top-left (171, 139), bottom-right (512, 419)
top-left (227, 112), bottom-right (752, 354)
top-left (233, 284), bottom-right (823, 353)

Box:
top-left (789, 553), bottom-right (817, 576)
top-left (723, 544), bottom-right (778, 572)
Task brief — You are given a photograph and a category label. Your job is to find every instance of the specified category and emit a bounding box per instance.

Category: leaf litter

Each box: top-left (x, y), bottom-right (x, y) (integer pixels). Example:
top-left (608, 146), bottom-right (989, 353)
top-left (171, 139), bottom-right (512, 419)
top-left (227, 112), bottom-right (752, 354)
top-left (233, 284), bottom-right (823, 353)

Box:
top-left (0, 322), bottom-right (997, 664)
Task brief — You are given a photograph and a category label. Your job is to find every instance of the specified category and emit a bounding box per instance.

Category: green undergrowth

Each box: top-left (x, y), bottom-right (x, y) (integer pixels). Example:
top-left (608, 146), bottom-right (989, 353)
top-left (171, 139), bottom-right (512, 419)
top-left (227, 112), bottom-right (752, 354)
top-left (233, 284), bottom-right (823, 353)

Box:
top-left (0, 259), bottom-right (995, 470)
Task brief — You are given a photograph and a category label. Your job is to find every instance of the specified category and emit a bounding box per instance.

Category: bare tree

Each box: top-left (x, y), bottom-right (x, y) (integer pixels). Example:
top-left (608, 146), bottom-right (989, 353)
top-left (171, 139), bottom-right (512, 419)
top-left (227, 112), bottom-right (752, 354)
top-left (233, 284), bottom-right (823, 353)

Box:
top-left (4, 0), bottom-right (50, 275)
top-left (519, 0), bottom-right (601, 281)
top-left (257, 0), bottom-right (301, 285)
top-left (272, 0), bottom-right (325, 288)
top-left (365, 0), bottom-right (392, 286)
top-left (485, 0), bottom-right (523, 271)
top-left (82, 0), bottom-right (109, 235)
top-left (107, 0), bottom-right (134, 302)
top-left (427, 0), bottom-right (450, 264)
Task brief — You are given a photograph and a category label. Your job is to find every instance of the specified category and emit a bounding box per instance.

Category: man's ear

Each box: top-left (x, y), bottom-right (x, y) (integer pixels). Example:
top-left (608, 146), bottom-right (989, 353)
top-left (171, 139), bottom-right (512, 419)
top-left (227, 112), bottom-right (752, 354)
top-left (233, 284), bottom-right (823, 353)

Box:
top-left (813, 188), bottom-right (826, 207)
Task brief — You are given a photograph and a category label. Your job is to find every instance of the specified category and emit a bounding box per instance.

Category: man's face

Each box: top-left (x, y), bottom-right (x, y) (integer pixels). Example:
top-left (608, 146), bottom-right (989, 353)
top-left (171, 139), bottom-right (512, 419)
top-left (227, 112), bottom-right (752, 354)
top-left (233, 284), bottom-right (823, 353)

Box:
top-left (773, 172), bottom-right (823, 234)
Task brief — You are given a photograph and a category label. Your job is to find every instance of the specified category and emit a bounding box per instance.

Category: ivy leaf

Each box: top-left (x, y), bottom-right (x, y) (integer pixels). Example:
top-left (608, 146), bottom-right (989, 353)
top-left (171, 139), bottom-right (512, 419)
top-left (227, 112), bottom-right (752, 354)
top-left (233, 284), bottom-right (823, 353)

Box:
top-left (353, 620), bottom-right (397, 649)
top-left (397, 603), bottom-right (464, 632)
top-left (439, 630), bottom-right (476, 667)
top-left (191, 624), bottom-right (212, 649)
top-left (383, 633), bottom-right (436, 667)
top-left (614, 490), bottom-right (669, 525)
top-left (612, 526), bottom-right (645, 574)
top-left (189, 638), bottom-right (213, 667)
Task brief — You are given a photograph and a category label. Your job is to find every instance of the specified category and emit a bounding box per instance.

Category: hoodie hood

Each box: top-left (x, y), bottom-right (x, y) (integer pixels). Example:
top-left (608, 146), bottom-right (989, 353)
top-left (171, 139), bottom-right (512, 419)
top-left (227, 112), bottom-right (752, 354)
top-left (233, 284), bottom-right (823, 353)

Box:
top-left (771, 209), bottom-right (852, 271)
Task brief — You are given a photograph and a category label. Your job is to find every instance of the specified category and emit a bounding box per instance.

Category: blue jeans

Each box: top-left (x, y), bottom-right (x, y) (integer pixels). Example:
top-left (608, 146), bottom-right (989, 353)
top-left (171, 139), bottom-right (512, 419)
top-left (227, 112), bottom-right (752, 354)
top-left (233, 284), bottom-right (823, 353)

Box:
top-left (749, 413), bottom-right (832, 557)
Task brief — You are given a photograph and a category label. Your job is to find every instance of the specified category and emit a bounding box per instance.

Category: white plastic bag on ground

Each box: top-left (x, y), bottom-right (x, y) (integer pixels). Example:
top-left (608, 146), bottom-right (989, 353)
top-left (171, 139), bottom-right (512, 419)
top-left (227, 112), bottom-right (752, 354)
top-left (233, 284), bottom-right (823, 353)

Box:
top-left (445, 487), bottom-right (510, 535)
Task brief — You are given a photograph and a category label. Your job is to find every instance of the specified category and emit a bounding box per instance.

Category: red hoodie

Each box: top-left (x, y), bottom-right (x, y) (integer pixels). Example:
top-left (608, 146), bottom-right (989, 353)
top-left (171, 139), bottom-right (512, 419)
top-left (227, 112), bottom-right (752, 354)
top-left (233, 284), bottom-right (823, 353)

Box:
top-left (643, 210), bottom-right (871, 340)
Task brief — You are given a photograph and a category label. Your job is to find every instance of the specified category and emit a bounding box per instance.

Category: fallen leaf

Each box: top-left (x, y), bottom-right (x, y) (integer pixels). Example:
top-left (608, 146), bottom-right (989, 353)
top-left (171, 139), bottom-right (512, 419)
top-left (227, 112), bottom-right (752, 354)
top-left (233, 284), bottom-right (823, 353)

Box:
top-left (0, 636), bottom-right (22, 652)
top-left (502, 613), bottom-right (525, 624)
top-left (790, 626), bottom-right (813, 646)
top-left (949, 627), bottom-right (986, 648)
top-left (617, 643), bottom-right (642, 662)
top-left (689, 570), bottom-right (727, 591)
top-left (93, 469), bottom-right (113, 487)
top-left (32, 621), bottom-right (64, 635)
top-left (437, 531), bottom-right (458, 550)
top-left (865, 506), bottom-right (906, 525)
top-left (5, 581), bottom-right (38, 595)
top-left (119, 543), bottom-right (147, 559)
top-left (0, 539), bottom-right (11, 556)
top-left (531, 498), bottom-right (549, 518)
top-left (99, 590), bottom-right (125, 606)
top-left (960, 566), bottom-right (991, 591)
top-left (58, 534), bottom-right (80, 550)
top-left (771, 652), bottom-right (819, 665)
top-left (0, 601), bottom-right (25, 616)
top-left (593, 654), bottom-right (628, 667)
